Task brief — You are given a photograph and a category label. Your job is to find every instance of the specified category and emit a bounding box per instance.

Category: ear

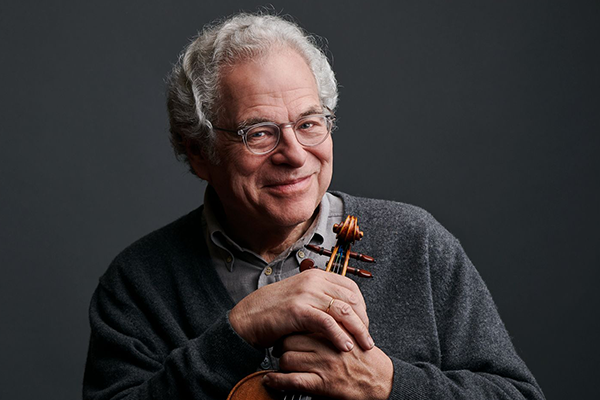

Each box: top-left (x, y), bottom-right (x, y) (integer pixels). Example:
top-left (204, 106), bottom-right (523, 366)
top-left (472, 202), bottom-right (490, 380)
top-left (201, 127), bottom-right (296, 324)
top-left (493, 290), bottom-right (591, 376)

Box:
top-left (185, 141), bottom-right (212, 182)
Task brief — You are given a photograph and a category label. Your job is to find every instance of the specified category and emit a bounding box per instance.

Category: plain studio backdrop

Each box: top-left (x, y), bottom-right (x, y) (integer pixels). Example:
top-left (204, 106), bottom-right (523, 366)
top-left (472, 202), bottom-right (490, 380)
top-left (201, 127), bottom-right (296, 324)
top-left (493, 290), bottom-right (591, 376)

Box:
top-left (1, 1), bottom-right (598, 399)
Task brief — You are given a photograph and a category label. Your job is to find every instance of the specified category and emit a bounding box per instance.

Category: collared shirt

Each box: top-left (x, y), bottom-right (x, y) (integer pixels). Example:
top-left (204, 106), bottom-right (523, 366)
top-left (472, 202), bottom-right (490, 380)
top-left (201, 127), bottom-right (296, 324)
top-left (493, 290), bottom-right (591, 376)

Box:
top-left (201, 187), bottom-right (344, 304)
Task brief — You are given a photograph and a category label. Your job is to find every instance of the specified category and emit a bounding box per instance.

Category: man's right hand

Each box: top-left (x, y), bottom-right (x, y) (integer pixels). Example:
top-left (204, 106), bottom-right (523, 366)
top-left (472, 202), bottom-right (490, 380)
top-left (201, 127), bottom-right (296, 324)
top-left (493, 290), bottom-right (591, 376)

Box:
top-left (228, 268), bottom-right (374, 352)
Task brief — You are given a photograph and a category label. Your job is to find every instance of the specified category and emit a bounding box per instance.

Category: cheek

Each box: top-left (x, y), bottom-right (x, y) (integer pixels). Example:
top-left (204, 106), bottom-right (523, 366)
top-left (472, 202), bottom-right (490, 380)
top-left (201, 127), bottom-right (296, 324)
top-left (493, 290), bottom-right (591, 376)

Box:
top-left (217, 144), bottom-right (265, 180)
top-left (316, 140), bottom-right (334, 169)
top-left (236, 159), bottom-right (268, 181)
top-left (314, 144), bottom-right (333, 190)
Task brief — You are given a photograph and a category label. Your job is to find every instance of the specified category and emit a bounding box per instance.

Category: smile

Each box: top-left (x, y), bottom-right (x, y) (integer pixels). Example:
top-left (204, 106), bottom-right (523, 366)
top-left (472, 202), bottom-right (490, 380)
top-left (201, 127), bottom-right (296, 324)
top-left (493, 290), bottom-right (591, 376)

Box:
top-left (264, 175), bottom-right (313, 194)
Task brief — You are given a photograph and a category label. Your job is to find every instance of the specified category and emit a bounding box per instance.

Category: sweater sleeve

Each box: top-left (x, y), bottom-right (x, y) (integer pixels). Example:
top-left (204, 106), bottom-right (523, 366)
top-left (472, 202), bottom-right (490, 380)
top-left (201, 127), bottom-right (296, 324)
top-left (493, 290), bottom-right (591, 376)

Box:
top-left (386, 221), bottom-right (545, 400)
top-left (83, 272), bottom-right (265, 400)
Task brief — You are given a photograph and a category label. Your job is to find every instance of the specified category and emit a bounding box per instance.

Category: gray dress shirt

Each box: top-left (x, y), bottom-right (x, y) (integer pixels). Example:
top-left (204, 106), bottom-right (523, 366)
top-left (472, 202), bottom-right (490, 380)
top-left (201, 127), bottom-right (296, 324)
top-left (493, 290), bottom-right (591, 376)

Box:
top-left (201, 188), bottom-right (344, 374)
top-left (202, 188), bottom-right (344, 304)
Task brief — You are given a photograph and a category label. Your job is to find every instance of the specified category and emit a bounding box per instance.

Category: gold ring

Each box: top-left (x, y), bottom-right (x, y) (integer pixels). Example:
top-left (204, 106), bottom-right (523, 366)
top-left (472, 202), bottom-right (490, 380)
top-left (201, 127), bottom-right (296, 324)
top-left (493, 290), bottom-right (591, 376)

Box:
top-left (325, 298), bottom-right (335, 314)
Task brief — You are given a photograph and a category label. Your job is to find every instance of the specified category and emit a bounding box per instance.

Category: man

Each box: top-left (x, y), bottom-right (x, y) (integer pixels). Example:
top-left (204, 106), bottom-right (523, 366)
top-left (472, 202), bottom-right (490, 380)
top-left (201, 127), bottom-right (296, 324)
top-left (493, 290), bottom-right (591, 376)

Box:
top-left (83, 13), bottom-right (544, 400)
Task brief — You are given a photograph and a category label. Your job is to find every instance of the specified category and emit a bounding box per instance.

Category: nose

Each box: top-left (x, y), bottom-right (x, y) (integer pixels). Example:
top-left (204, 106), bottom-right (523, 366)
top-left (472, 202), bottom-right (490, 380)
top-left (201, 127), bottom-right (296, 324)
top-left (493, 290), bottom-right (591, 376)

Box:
top-left (270, 125), bottom-right (307, 167)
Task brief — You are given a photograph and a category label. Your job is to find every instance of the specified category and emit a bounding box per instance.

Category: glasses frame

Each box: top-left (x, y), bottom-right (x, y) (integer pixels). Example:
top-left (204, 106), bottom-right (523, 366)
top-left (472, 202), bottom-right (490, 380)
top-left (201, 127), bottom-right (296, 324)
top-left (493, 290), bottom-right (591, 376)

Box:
top-left (212, 111), bottom-right (336, 155)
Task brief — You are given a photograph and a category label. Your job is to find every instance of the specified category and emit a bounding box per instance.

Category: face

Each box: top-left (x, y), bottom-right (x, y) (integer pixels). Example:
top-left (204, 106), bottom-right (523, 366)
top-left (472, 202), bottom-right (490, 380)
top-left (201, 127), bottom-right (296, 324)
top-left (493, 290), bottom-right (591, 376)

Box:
top-left (191, 48), bottom-right (333, 233)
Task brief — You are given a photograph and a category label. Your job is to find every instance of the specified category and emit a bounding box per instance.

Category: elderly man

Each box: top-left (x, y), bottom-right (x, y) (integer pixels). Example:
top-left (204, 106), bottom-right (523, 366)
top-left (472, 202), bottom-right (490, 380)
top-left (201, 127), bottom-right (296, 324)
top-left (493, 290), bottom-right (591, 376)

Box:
top-left (83, 13), bottom-right (544, 400)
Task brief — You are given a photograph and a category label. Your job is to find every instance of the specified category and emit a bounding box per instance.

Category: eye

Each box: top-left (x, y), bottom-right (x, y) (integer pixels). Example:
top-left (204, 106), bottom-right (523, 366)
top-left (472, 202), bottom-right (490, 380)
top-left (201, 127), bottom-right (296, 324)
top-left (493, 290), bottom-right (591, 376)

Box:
top-left (298, 121), bottom-right (315, 130)
top-left (246, 125), bottom-right (277, 142)
top-left (249, 130), bottom-right (267, 139)
top-left (297, 116), bottom-right (326, 131)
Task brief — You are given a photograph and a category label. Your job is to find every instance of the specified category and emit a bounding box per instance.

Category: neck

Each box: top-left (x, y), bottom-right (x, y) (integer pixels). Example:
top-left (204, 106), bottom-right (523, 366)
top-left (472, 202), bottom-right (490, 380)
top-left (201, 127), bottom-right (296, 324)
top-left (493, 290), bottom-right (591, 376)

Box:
top-left (204, 185), bottom-right (320, 263)
top-left (223, 212), bottom-right (317, 263)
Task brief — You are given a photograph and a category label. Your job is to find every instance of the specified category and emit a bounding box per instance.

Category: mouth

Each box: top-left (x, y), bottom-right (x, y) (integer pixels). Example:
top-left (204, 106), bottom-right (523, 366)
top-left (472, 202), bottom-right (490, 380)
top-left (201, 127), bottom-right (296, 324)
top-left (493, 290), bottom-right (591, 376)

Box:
top-left (264, 175), bottom-right (313, 194)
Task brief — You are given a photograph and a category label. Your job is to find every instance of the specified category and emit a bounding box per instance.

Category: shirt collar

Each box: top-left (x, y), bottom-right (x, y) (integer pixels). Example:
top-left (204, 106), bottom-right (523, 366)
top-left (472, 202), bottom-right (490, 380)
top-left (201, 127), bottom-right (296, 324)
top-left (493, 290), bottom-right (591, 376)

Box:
top-left (202, 185), bottom-right (333, 270)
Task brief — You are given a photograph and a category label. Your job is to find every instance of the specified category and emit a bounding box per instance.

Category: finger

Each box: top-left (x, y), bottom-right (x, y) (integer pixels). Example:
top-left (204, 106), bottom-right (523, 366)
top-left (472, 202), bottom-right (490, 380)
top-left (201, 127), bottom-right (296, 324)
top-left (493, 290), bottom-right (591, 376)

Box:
top-left (263, 371), bottom-right (324, 396)
top-left (325, 299), bottom-right (374, 350)
top-left (297, 269), bottom-right (368, 327)
top-left (316, 272), bottom-right (369, 328)
top-left (281, 332), bottom-right (331, 352)
top-left (304, 269), bottom-right (366, 307)
top-left (296, 307), bottom-right (355, 352)
top-left (321, 271), bottom-right (367, 308)
top-left (279, 349), bottom-right (318, 372)
top-left (321, 285), bottom-right (369, 328)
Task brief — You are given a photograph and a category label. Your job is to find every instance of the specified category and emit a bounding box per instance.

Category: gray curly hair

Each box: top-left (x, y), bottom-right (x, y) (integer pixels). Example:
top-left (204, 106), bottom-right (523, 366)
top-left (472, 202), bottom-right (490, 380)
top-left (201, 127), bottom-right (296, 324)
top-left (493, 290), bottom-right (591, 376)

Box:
top-left (166, 12), bottom-right (338, 171)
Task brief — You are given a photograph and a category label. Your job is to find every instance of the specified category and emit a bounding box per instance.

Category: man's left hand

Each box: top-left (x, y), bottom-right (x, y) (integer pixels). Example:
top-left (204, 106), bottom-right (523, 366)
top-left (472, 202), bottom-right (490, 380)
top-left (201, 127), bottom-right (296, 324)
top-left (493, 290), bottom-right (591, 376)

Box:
top-left (264, 333), bottom-right (394, 400)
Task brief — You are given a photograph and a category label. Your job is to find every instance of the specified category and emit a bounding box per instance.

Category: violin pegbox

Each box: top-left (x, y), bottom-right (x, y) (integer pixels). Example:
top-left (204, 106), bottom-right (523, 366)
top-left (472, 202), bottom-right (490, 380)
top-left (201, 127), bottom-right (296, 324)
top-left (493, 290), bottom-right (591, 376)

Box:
top-left (301, 215), bottom-right (374, 278)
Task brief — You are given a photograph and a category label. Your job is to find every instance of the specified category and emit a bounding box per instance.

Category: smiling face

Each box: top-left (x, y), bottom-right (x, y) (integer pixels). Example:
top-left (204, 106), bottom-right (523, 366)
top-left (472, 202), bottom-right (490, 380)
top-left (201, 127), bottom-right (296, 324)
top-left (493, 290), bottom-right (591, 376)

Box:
top-left (190, 48), bottom-right (333, 243)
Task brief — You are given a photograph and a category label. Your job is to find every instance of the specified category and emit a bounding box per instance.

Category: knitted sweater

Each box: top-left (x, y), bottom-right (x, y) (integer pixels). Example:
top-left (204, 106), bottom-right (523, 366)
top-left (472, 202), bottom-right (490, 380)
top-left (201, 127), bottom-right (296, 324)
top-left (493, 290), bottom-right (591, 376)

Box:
top-left (83, 192), bottom-right (544, 400)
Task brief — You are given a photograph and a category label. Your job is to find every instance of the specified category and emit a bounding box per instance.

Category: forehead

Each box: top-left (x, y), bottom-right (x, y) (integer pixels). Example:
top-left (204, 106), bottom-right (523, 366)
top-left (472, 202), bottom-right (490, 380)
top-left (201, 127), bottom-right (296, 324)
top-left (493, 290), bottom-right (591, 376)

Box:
top-left (218, 48), bottom-right (321, 125)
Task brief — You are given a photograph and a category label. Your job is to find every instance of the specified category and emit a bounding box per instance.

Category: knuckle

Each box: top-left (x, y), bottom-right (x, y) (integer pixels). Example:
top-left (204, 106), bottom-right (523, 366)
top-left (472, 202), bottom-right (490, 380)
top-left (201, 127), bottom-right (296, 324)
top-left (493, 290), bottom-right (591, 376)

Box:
top-left (288, 304), bottom-right (310, 330)
top-left (303, 268), bottom-right (321, 282)
top-left (348, 279), bottom-right (360, 293)
top-left (289, 302), bottom-right (306, 319)
top-left (345, 290), bottom-right (360, 306)
top-left (296, 375), bottom-right (319, 392)
top-left (357, 320), bottom-right (368, 334)
top-left (266, 373), bottom-right (281, 386)
top-left (338, 301), bottom-right (353, 316)
top-left (343, 289), bottom-right (363, 306)
top-left (294, 307), bottom-right (324, 332)
top-left (320, 314), bottom-right (337, 330)
top-left (279, 353), bottom-right (292, 370)
top-left (320, 316), bottom-right (346, 343)
top-left (294, 281), bottom-right (308, 295)
top-left (289, 374), bottom-right (305, 387)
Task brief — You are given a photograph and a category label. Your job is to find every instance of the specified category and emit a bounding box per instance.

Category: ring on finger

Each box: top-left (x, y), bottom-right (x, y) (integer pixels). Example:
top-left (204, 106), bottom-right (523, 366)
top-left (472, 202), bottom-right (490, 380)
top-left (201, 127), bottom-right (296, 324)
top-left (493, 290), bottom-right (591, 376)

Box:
top-left (325, 298), bottom-right (335, 314)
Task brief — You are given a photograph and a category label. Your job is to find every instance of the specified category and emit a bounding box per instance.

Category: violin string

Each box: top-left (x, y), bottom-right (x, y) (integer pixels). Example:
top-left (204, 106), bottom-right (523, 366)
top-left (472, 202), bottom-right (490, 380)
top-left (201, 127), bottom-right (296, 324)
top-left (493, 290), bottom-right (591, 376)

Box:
top-left (335, 247), bottom-right (343, 274)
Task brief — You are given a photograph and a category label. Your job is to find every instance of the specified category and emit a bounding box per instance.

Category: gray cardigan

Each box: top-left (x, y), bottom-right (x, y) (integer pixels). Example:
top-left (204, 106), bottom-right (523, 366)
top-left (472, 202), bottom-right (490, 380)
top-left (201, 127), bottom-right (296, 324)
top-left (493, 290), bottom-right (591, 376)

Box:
top-left (83, 192), bottom-right (544, 399)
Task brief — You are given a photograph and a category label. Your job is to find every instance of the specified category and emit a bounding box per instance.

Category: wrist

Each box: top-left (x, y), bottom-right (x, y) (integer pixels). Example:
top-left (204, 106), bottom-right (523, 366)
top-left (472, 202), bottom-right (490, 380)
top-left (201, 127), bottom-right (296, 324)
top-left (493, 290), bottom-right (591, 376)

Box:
top-left (370, 347), bottom-right (394, 400)
top-left (229, 304), bottom-right (255, 346)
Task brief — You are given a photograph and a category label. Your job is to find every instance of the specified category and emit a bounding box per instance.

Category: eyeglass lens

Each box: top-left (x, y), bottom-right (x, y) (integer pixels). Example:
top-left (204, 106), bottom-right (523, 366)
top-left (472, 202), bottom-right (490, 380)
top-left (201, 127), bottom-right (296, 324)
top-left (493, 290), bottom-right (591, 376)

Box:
top-left (245, 115), bottom-right (330, 154)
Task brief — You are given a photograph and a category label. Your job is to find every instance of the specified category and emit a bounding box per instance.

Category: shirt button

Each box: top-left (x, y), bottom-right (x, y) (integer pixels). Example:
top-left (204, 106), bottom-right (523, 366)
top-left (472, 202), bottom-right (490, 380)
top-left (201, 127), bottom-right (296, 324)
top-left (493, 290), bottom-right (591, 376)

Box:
top-left (264, 266), bottom-right (273, 276)
top-left (226, 256), bottom-right (233, 263)
top-left (260, 357), bottom-right (271, 369)
top-left (297, 250), bottom-right (306, 259)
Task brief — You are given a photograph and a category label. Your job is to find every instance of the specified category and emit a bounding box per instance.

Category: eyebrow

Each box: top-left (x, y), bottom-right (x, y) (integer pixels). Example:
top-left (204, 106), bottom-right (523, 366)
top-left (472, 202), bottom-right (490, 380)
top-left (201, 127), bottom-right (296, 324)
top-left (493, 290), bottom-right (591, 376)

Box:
top-left (236, 107), bottom-right (324, 130)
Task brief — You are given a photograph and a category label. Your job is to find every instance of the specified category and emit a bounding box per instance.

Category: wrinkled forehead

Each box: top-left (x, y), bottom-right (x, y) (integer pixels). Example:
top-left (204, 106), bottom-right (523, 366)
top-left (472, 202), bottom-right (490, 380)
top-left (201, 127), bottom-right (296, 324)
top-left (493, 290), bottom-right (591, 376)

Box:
top-left (216, 48), bottom-right (321, 126)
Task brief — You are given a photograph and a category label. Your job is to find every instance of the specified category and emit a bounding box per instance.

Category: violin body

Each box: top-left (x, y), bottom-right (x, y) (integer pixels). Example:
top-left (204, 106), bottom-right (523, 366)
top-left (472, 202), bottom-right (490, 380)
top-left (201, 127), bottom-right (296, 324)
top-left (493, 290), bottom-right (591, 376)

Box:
top-left (227, 215), bottom-right (374, 400)
top-left (227, 370), bottom-right (313, 400)
top-left (227, 371), bottom-right (278, 400)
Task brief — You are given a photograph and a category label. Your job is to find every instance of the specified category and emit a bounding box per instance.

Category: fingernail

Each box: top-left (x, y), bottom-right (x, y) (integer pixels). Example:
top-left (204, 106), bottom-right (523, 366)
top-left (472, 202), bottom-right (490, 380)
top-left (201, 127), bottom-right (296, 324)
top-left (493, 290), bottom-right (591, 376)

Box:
top-left (346, 341), bottom-right (354, 351)
top-left (368, 336), bottom-right (375, 348)
top-left (262, 375), bottom-right (271, 384)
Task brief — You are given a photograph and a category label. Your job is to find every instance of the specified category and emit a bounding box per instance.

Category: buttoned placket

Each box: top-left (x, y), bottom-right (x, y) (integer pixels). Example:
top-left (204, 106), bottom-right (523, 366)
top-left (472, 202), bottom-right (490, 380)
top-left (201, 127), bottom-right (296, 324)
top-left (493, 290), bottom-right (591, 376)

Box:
top-left (202, 191), bottom-right (344, 375)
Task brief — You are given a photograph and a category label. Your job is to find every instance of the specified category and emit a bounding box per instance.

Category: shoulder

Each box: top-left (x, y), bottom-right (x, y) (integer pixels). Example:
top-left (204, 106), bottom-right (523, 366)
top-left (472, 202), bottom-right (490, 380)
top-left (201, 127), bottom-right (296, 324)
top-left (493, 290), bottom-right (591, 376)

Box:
top-left (331, 193), bottom-right (476, 299)
top-left (99, 206), bottom-right (206, 287)
top-left (329, 191), bottom-right (465, 277)
top-left (331, 191), bottom-right (455, 245)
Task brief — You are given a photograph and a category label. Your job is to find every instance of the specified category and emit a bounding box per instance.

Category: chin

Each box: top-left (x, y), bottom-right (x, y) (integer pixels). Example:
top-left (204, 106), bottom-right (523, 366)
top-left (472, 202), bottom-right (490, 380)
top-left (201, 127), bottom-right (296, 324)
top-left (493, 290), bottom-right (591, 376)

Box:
top-left (265, 197), bottom-right (320, 228)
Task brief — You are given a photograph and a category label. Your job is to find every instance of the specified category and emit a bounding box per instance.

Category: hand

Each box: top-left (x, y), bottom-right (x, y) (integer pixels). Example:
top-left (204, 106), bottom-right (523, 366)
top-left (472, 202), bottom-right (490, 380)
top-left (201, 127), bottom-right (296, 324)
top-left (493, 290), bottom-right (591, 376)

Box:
top-left (229, 268), bottom-right (373, 352)
top-left (264, 333), bottom-right (394, 400)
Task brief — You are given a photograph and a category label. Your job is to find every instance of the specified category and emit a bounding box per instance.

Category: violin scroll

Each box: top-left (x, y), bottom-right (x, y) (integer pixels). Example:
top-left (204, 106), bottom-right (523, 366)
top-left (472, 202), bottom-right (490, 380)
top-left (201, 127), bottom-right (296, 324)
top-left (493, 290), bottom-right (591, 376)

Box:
top-left (304, 215), bottom-right (374, 278)
top-left (333, 215), bottom-right (363, 243)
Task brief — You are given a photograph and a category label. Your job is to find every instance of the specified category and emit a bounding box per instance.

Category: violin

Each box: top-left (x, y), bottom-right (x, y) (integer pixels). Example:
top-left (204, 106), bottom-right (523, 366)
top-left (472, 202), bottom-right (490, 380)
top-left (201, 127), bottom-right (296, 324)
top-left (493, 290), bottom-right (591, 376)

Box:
top-left (227, 215), bottom-right (375, 400)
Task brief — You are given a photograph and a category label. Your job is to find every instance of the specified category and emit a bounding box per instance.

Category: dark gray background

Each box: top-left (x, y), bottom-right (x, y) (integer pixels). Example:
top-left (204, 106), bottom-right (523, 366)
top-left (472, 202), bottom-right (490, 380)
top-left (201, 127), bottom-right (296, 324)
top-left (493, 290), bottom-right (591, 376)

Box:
top-left (1, 1), bottom-right (598, 399)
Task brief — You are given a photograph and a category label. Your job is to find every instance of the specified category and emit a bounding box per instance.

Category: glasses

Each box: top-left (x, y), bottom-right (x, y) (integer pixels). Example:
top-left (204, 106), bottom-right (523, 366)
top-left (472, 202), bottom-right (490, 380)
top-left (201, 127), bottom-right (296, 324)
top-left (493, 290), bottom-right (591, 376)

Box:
top-left (212, 112), bottom-right (335, 155)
